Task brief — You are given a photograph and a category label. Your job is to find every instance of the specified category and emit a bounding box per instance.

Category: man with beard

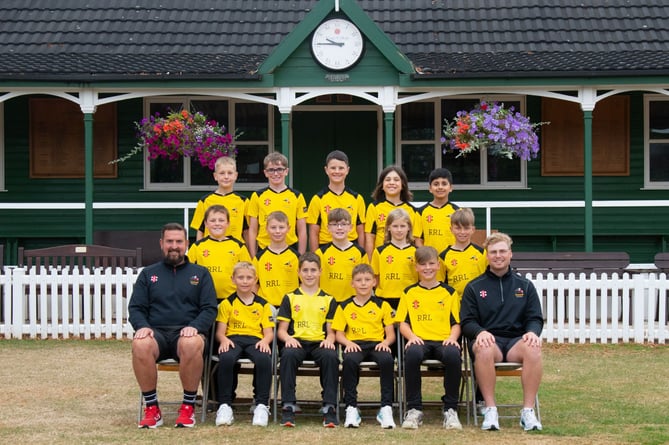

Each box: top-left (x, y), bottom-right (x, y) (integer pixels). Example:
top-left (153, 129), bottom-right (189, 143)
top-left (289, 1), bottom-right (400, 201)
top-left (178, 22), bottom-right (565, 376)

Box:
top-left (129, 223), bottom-right (218, 429)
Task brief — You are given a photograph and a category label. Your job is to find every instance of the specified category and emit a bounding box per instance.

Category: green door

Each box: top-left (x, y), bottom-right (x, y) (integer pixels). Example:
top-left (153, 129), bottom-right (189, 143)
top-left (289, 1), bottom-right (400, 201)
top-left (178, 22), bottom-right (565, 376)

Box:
top-left (291, 110), bottom-right (378, 201)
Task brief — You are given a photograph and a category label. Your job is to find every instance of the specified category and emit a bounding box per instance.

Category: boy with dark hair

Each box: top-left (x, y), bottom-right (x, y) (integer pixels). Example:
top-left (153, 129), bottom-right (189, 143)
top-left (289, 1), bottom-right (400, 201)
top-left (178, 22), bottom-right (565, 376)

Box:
top-left (332, 264), bottom-right (396, 429)
top-left (276, 252), bottom-right (340, 428)
top-left (417, 168), bottom-right (459, 253)
top-left (315, 207), bottom-right (369, 303)
top-left (307, 150), bottom-right (366, 251)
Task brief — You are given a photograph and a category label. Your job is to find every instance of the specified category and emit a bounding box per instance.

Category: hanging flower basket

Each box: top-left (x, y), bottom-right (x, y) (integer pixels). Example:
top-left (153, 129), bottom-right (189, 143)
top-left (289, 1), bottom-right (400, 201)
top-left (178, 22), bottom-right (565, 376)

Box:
top-left (111, 109), bottom-right (236, 170)
top-left (441, 101), bottom-right (546, 161)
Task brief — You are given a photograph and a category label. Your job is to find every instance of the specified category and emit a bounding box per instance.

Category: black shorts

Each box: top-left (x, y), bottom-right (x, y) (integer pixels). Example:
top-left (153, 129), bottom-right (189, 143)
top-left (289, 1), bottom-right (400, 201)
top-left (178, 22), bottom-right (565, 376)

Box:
top-left (152, 327), bottom-right (206, 362)
top-left (469, 335), bottom-right (523, 362)
top-left (493, 335), bottom-right (523, 362)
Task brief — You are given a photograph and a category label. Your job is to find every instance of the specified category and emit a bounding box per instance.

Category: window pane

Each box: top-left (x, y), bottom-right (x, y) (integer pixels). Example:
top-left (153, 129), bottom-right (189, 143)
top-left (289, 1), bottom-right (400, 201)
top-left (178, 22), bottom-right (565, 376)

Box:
top-left (190, 161), bottom-right (214, 186)
top-left (441, 99), bottom-right (480, 125)
top-left (442, 148), bottom-right (481, 184)
top-left (649, 102), bottom-right (669, 140)
top-left (401, 102), bottom-right (434, 140)
top-left (487, 154), bottom-right (521, 182)
top-left (150, 157), bottom-right (184, 183)
top-left (235, 103), bottom-right (268, 141)
top-left (236, 145), bottom-right (269, 183)
top-left (191, 100), bottom-right (229, 128)
top-left (149, 102), bottom-right (182, 116)
top-left (650, 143), bottom-right (669, 181)
top-left (402, 144), bottom-right (435, 181)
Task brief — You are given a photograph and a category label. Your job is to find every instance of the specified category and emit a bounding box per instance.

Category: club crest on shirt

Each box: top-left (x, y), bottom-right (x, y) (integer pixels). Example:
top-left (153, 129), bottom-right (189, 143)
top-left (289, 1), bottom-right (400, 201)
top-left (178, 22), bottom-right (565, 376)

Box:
top-left (514, 288), bottom-right (525, 298)
top-left (189, 275), bottom-right (200, 286)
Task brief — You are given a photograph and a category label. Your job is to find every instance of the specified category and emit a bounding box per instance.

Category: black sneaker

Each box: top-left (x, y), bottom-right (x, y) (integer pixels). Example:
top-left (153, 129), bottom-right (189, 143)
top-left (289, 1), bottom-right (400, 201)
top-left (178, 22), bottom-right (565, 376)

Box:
top-left (323, 406), bottom-right (339, 428)
top-left (281, 407), bottom-right (296, 427)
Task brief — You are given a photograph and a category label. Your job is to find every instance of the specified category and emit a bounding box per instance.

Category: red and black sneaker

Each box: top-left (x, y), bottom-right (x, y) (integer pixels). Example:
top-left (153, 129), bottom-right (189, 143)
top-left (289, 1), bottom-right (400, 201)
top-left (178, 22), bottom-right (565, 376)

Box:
top-left (138, 405), bottom-right (163, 429)
top-left (175, 403), bottom-right (195, 428)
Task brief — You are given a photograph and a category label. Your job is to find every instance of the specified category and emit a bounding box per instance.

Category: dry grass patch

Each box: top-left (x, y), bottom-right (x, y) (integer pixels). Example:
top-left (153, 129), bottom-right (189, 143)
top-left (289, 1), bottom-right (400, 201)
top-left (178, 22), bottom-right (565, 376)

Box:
top-left (0, 340), bottom-right (667, 445)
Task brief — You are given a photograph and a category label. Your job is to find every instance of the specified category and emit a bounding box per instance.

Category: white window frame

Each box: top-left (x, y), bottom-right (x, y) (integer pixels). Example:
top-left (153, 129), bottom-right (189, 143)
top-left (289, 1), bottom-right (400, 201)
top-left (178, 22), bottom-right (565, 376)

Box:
top-left (398, 94), bottom-right (529, 191)
top-left (142, 96), bottom-right (273, 192)
top-left (643, 94), bottom-right (669, 189)
top-left (0, 102), bottom-right (4, 192)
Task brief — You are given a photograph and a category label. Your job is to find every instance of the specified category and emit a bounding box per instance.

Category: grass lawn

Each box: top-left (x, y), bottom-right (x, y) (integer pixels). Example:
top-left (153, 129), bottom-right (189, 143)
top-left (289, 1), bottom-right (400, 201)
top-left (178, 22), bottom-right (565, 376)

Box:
top-left (0, 340), bottom-right (667, 445)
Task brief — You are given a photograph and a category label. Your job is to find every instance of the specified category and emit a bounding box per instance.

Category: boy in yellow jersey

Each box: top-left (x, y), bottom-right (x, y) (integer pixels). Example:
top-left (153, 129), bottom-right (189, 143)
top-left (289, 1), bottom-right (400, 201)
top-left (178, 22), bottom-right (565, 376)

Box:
top-left (417, 168), bottom-right (460, 253)
top-left (397, 246), bottom-right (462, 430)
top-left (214, 262), bottom-right (274, 427)
top-left (315, 208), bottom-right (369, 303)
top-left (307, 150), bottom-right (366, 251)
top-left (371, 208), bottom-right (417, 310)
top-left (332, 264), bottom-right (396, 429)
top-left (438, 208), bottom-right (488, 298)
top-left (253, 210), bottom-right (299, 307)
top-left (187, 205), bottom-right (252, 301)
top-left (247, 152), bottom-right (307, 257)
top-left (190, 156), bottom-right (249, 242)
top-left (276, 253), bottom-right (339, 428)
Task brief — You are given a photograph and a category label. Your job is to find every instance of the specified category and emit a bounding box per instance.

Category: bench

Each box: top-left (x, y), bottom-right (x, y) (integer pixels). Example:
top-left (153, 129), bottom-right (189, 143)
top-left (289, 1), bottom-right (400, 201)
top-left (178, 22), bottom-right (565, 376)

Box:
top-left (511, 251), bottom-right (630, 275)
top-left (655, 252), bottom-right (669, 272)
top-left (17, 244), bottom-right (143, 270)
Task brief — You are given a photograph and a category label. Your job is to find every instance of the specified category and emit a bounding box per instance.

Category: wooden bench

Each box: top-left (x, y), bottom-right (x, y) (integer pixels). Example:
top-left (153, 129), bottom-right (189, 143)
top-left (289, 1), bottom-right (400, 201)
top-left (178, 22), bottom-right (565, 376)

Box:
top-left (17, 244), bottom-right (143, 270)
top-left (511, 251), bottom-right (630, 275)
top-left (654, 252), bottom-right (669, 272)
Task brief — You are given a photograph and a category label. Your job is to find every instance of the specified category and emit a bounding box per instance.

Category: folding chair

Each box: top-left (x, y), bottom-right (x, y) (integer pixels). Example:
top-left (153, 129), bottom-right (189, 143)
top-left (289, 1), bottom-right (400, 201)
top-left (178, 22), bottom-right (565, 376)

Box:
top-left (467, 343), bottom-right (541, 426)
top-left (338, 326), bottom-right (404, 422)
top-left (137, 358), bottom-right (208, 424)
top-left (399, 335), bottom-right (471, 424)
top-left (273, 357), bottom-right (341, 423)
top-left (203, 325), bottom-right (278, 420)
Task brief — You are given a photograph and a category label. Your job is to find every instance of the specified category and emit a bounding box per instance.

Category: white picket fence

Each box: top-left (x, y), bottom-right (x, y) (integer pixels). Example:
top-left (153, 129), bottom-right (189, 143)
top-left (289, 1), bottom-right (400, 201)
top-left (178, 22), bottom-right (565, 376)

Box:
top-left (0, 266), bottom-right (667, 343)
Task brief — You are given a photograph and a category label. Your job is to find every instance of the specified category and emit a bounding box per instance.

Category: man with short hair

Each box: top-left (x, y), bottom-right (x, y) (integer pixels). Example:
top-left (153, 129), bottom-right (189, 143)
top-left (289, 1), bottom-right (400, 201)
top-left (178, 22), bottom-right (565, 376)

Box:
top-left (129, 223), bottom-right (218, 429)
top-left (460, 232), bottom-right (544, 432)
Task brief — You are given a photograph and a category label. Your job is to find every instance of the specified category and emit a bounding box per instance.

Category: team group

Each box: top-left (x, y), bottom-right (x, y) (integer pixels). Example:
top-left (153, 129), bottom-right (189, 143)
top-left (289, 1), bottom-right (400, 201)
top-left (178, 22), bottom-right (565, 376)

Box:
top-left (128, 150), bottom-right (544, 433)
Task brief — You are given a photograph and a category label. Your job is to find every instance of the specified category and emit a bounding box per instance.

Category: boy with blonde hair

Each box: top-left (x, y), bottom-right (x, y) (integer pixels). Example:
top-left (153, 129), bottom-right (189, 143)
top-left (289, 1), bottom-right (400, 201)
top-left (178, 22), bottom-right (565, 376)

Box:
top-left (253, 210), bottom-right (300, 307)
top-left (438, 208), bottom-right (487, 298)
top-left (215, 262), bottom-right (274, 427)
top-left (247, 152), bottom-right (307, 257)
top-left (190, 156), bottom-right (248, 242)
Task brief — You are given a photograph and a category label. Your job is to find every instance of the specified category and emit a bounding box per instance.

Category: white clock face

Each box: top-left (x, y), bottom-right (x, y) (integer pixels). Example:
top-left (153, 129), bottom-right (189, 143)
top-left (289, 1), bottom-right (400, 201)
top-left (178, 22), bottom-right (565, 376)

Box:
top-left (311, 18), bottom-right (364, 71)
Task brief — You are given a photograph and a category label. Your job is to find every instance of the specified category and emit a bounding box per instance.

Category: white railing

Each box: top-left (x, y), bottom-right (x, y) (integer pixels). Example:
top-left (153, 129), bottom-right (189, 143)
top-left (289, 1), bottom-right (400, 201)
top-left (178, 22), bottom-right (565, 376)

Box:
top-left (1, 266), bottom-right (667, 343)
top-left (3, 200), bottom-right (669, 237)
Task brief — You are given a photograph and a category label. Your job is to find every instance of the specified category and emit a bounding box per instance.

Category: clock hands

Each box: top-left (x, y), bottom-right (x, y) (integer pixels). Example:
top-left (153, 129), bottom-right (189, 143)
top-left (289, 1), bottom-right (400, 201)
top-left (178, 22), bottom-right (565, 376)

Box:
top-left (316, 38), bottom-right (344, 47)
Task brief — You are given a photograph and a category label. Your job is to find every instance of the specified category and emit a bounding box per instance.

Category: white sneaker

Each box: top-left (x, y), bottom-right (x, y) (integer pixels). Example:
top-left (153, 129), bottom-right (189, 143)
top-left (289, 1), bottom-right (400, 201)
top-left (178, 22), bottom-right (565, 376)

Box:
top-left (252, 403), bottom-right (270, 427)
top-left (481, 406), bottom-right (499, 431)
top-left (443, 408), bottom-right (462, 430)
top-left (215, 403), bottom-right (234, 426)
top-left (376, 405), bottom-right (396, 429)
top-left (344, 406), bottom-right (361, 428)
top-left (401, 408), bottom-right (423, 429)
top-left (520, 407), bottom-right (542, 431)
